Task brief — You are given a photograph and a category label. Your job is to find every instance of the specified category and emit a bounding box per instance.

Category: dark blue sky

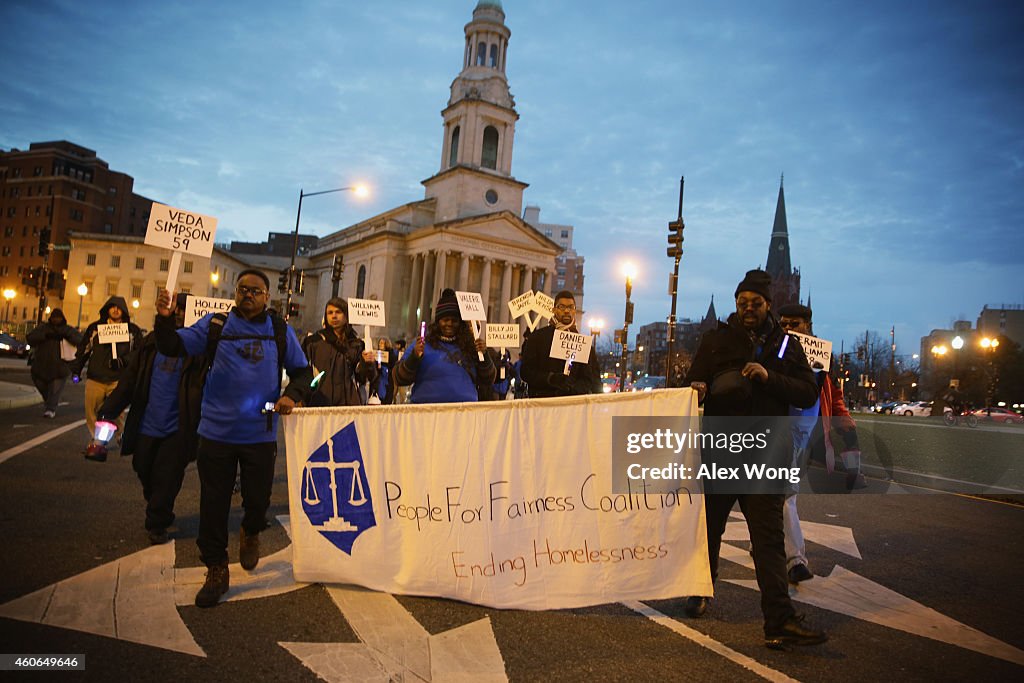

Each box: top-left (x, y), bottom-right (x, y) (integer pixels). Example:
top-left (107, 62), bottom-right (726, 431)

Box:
top-left (2, 0), bottom-right (1022, 355)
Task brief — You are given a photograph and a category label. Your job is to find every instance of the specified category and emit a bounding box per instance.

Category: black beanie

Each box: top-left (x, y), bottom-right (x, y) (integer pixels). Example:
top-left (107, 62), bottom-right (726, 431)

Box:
top-left (434, 288), bottom-right (461, 322)
top-left (734, 269), bottom-right (773, 301)
top-left (777, 303), bottom-right (812, 320)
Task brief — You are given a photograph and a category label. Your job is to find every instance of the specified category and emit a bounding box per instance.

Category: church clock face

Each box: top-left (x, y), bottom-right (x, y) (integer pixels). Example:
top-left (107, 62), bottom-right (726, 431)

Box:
top-left (778, 243), bottom-right (785, 250)
top-left (485, 189), bottom-right (498, 205)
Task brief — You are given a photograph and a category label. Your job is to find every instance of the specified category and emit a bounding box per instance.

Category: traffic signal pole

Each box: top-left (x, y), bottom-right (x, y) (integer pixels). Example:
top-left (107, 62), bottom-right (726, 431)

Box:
top-left (665, 176), bottom-right (685, 387)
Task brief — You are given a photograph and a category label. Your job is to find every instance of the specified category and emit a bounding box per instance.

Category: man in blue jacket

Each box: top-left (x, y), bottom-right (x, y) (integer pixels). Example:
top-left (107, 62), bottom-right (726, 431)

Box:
top-left (155, 269), bottom-right (311, 608)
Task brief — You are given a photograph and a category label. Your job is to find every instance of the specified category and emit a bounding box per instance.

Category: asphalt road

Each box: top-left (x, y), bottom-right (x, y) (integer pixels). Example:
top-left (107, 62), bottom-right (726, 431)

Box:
top-left (1, 361), bottom-right (1022, 682)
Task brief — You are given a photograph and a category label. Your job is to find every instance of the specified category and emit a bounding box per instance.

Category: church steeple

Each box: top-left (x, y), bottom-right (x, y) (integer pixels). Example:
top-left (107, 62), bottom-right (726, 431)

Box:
top-left (765, 174), bottom-right (791, 279)
top-left (423, 0), bottom-right (527, 222)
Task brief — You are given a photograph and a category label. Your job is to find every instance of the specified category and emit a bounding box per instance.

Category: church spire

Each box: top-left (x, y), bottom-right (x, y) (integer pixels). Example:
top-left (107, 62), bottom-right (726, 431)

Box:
top-left (765, 174), bottom-right (791, 279)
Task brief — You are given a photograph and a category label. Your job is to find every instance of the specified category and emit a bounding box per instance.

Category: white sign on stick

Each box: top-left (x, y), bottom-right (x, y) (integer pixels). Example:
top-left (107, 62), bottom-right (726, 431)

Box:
top-left (507, 291), bottom-right (535, 319)
top-left (788, 331), bottom-right (832, 371)
top-left (184, 295), bottom-right (234, 327)
top-left (455, 291), bottom-right (487, 321)
top-left (347, 299), bottom-right (386, 327)
top-left (549, 329), bottom-right (593, 363)
top-left (533, 292), bottom-right (554, 319)
top-left (486, 324), bottom-right (520, 349)
top-left (97, 322), bottom-right (130, 360)
top-left (144, 203), bottom-right (218, 258)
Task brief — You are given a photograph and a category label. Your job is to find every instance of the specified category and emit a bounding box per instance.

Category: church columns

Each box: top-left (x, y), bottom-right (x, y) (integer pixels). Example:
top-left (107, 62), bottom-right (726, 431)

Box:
top-left (458, 254), bottom-right (470, 290)
top-left (523, 266), bottom-right (534, 292)
top-left (409, 252), bottom-right (424, 326)
top-left (419, 251), bottom-right (435, 323)
top-left (433, 249), bottom-right (449, 298)
top-left (499, 260), bottom-right (513, 323)
top-left (480, 258), bottom-right (492, 317)
top-left (544, 268), bottom-right (555, 295)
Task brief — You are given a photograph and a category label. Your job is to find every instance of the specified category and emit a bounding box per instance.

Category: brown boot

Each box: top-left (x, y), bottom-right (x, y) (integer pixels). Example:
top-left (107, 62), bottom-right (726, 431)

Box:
top-left (239, 527), bottom-right (260, 571)
top-left (194, 562), bottom-right (229, 608)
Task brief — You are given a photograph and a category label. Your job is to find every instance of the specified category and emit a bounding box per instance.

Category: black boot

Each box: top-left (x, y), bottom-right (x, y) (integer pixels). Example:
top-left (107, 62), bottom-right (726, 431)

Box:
top-left (239, 528), bottom-right (260, 571)
top-left (684, 596), bottom-right (710, 618)
top-left (765, 615), bottom-right (828, 649)
top-left (195, 563), bottom-right (229, 608)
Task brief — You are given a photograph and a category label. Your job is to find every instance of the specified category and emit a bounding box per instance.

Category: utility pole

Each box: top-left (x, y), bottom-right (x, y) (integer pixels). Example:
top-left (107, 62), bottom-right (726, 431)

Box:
top-left (665, 176), bottom-right (685, 387)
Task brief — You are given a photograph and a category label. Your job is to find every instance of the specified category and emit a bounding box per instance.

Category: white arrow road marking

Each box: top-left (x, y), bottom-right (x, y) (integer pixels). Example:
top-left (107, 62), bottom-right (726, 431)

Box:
top-left (723, 519), bottom-right (862, 559)
top-left (0, 542), bottom-right (204, 657)
top-left (283, 585), bottom-right (508, 682)
top-left (725, 566), bottom-right (1024, 666)
top-left (622, 601), bottom-right (798, 683)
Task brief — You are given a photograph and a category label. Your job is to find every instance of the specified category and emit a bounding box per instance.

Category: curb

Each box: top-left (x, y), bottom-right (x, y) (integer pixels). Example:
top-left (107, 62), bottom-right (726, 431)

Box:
top-left (0, 381), bottom-right (42, 411)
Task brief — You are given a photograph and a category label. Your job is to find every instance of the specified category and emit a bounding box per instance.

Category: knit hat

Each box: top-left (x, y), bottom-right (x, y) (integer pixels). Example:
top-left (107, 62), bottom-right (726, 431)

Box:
top-left (434, 288), bottom-right (461, 322)
top-left (734, 269), bottom-right (773, 301)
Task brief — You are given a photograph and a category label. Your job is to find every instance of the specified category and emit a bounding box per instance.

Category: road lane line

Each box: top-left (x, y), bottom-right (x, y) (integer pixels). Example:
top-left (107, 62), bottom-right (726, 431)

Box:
top-left (621, 600), bottom-right (799, 682)
top-left (0, 419), bottom-right (86, 465)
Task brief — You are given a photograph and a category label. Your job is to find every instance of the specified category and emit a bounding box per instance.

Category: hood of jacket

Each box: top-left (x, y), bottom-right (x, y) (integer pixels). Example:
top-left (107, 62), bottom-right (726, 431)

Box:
top-left (100, 296), bottom-right (131, 324)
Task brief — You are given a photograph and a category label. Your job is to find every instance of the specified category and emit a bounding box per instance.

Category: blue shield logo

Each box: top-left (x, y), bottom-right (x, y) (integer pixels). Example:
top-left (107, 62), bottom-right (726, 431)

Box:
top-left (300, 422), bottom-right (376, 554)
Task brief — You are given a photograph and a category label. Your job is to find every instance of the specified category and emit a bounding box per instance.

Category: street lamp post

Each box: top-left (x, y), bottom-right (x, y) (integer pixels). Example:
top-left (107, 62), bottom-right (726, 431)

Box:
top-left (980, 336), bottom-right (1000, 409)
top-left (619, 263), bottom-right (636, 392)
top-left (3, 289), bottom-right (14, 327)
top-left (76, 283), bottom-right (88, 329)
top-left (951, 335), bottom-right (964, 388)
top-left (287, 184), bottom-right (368, 322)
top-left (587, 317), bottom-right (604, 339)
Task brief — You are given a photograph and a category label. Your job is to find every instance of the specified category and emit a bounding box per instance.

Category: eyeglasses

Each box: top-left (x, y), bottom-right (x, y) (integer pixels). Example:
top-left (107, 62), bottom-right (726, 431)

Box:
top-left (236, 286), bottom-right (267, 297)
top-left (554, 304), bottom-right (576, 312)
top-left (779, 319), bottom-right (803, 329)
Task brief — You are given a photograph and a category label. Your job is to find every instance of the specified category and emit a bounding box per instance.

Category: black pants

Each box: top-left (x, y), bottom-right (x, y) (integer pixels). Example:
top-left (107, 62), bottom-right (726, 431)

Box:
top-left (32, 374), bottom-right (67, 413)
top-left (196, 437), bottom-right (276, 567)
top-left (133, 433), bottom-right (190, 531)
top-left (704, 493), bottom-right (795, 633)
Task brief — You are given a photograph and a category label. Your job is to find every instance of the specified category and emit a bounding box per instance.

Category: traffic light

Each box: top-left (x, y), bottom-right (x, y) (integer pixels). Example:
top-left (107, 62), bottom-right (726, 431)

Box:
top-left (842, 353), bottom-right (850, 366)
top-left (38, 226), bottom-right (51, 259)
top-left (331, 254), bottom-right (344, 282)
top-left (21, 266), bottom-right (38, 288)
top-left (277, 268), bottom-right (289, 293)
top-left (666, 219), bottom-right (684, 258)
top-left (46, 270), bottom-right (57, 290)
top-left (288, 302), bottom-right (300, 318)
top-left (296, 270), bottom-right (305, 295)
top-left (624, 301), bottom-right (634, 325)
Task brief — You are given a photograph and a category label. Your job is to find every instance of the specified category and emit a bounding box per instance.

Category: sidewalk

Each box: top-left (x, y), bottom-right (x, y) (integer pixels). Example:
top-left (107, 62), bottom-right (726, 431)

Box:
top-left (0, 381), bottom-right (41, 410)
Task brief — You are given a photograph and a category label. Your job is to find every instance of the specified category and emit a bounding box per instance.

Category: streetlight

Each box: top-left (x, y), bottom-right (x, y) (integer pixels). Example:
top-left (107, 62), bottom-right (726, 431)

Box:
top-left (619, 262), bottom-right (636, 392)
top-left (210, 271), bottom-right (220, 293)
top-left (286, 183), bottom-right (370, 322)
top-left (76, 283), bottom-right (88, 329)
top-left (587, 317), bottom-right (604, 338)
top-left (3, 289), bottom-right (14, 327)
top-left (951, 335), bottom-right (964, 388)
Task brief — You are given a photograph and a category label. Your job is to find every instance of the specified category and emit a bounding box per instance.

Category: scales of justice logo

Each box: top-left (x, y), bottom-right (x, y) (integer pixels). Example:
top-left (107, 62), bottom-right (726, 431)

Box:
top-left (300, 423), bottom-right (376, 554)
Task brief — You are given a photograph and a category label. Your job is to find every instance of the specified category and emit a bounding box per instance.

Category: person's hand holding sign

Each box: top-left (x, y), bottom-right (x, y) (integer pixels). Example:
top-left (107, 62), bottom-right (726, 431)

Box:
top-left (275, 395), bottom-right (297, 415)
top-left (156, 288), bottom-right (176, 318)
top-left (414, 335), bottom-right (425, 359)
top-left (741, 362), bottom-right (769, 383)
top-left (474, 337), bottom-right (487, 356)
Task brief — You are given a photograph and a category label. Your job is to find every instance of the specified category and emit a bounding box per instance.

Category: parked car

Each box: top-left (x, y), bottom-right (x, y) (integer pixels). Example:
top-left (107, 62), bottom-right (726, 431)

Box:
top-left (895, 400), bottom-right (932, 417)
top-left (631, 376), bottom-right (666, 392)
top-left (0, 333), bottom-right (29, 358)
top-left (971, 407), bottom-right (1024, 425)
top-left (872, 401), bottom-right (900, 414)
top-left (601, 377), bottom-right (620, 393)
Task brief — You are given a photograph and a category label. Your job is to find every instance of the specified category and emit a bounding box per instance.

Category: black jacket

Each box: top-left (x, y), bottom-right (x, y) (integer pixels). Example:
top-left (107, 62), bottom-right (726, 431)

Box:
top-left (685, 312), bottom-right (817, 417)
top-left (70, 296), bottom-right (143, 383)
top-left (301, 326), bottom-right (376, 407)
top-left (520, 324), bottom-right (602, 398)
top-left (27, 315), bottom-right (82, 381)
top-left (97, 332), bottom-right (206, 457)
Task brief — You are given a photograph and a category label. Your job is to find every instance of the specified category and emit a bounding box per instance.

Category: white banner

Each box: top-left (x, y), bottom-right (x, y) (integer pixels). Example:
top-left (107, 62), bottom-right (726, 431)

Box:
top-left (283, 390), bottom-right (711, 610)
top-left (184, 295), bottom-right (234, 327)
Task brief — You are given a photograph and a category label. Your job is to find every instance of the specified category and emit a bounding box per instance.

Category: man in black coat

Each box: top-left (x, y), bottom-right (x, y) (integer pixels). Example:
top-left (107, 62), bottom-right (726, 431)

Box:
top-left (520, 290), bottom-right (601, 398)
top-left (683, 269), bottom-right (828, 650)
top-left (27, 308), bottom-right (82, 418)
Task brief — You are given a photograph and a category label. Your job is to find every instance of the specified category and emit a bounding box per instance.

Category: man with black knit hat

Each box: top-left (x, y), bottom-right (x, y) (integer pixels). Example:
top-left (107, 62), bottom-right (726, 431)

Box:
top-left (520, 290), bottom-right (602, 398)
top-left (682, 269), bottom-right (828, 649)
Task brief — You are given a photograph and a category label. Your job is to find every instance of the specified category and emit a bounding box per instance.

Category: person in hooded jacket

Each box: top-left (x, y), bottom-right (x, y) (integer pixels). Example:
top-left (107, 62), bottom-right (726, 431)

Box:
top-left (393, 288), bottom-right (495, 404)
top-left (95, 294), bottom-right (203, 543)
top-left (301, 297), bottom-right (377, 406)
top-left (70, 296), bottom-right (143, 457)
top-left (27, 308), bottom-right (82, 418)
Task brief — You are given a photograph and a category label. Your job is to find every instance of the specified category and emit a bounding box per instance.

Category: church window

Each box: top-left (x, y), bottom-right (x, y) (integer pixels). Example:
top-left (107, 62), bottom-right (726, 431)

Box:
top-left (489, 44), bottom-right (498, 67)
top-left (485, 189), bottom-right (498, 205)
top-left (449, 126), bottom-right (460, 167)
top-left (476, 42), bottom-right (486, 65)
top-left (482, 126), bottom-right (499, 169)
top-left (357, 265), bottom-right (366, 298)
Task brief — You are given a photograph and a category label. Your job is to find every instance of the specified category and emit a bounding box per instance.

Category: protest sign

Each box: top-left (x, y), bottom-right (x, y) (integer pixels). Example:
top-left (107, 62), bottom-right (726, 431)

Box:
top-left (788, 331), bottom-right (832, 371)
top-left (348, 298), bottom-right (386, 350)
top-left (184, 295), bottom-right (235, 327)
top-left (456, 291), bottom-right (487, 360)
top-left (145, 202), bottom-right (219, 294)
top-left (97, 322), bottom-right (130, 360)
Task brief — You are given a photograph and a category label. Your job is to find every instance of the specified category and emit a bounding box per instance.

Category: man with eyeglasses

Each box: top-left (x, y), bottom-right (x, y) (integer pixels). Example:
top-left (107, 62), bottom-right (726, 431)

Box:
top-left (154, 269), bottom-right (312, 608)
top-left (520, 290), bottom-right (602, 398)
top-left (682, 269), bottom-right (828, 649)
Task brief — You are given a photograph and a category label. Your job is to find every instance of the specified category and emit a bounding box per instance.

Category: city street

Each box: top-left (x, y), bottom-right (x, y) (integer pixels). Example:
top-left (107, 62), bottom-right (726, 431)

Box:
top-left (1, 359), bottom-right (1022, 681)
